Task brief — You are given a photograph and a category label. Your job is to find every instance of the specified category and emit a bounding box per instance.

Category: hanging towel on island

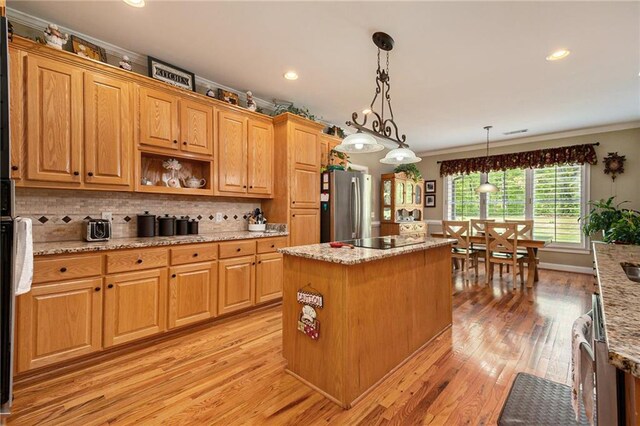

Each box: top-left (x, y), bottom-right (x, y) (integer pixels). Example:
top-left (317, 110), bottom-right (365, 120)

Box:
top-left (572, 313), bottom-right (595, 425)
top-left (13, 217), bottom-right (33, 296)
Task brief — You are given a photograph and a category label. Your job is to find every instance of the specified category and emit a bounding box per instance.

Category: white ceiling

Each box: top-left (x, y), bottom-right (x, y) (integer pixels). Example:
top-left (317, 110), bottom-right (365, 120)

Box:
top-left (9, 1), bottom-right (640, 152)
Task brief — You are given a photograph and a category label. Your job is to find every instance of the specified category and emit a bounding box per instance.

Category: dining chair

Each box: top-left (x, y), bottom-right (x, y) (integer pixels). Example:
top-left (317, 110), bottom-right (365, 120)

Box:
top-left (470, 219), bottom-right (496, 236)
top-left (505, 220), bottom-right (537, 278)
top-left (443, 220), bottom-right (480, 282)
top-left (485, 222), bottom-right (526, 289)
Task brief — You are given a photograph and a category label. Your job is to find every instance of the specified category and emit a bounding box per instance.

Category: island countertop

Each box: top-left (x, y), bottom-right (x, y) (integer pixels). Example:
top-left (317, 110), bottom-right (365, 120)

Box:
top-left (278, 237), bottom-right (455, 265)
top-left (593, 242), bottom-right (640, 378)
top-left (33, 230), bottom-right (289, 256)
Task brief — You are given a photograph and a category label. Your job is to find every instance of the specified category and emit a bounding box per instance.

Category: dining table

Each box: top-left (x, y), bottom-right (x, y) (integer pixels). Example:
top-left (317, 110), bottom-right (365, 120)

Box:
top-left (431, 232), bottom-right (549, 287)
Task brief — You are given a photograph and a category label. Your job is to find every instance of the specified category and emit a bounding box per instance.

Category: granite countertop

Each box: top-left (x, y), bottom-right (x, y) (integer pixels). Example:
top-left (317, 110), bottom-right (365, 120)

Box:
top-left (34, 230), bottom-right (289, 256)
top-left (278, 237), bottom-right (455, 265)
top-left (593, 243), bottom-right (640, 378)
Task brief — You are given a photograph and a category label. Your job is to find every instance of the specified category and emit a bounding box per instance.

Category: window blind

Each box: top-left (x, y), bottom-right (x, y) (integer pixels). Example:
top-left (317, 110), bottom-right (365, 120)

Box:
top-left (448, 173), bottom-right (482, 220)
top-left (486, 168), bottom-right (526, 221)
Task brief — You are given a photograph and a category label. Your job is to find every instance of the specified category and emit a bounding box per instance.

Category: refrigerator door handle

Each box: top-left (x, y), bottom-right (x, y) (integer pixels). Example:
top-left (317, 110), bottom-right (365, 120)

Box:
top-left (351, 177), bottom-right (357, 238)
top-left (355, 177), bottom-right (362, 239)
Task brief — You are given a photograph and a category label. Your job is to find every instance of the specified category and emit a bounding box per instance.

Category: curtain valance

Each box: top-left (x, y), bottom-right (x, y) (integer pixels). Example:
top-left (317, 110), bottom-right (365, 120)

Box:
top-left (439, 143), bottom-right (598, 177)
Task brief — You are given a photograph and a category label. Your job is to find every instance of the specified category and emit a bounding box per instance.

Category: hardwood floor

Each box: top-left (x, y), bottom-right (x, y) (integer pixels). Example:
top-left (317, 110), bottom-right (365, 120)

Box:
top-left (6, 270), bottom-right (592, 425)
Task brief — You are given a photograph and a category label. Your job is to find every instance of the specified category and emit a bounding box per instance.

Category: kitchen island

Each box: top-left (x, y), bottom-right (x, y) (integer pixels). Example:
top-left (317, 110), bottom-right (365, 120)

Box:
top-left (279, 236), bottom-right (455, 408)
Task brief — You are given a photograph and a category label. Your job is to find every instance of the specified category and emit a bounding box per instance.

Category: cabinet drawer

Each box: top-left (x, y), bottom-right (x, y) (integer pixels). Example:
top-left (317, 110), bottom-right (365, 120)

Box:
top-left (219, 240), bottom-right (256, 259)
top-left (106, 248), bottom-right (168, 274)
top-left (399, 223), bottom-right (426, 233)
top-left (171, 243), bottom-right (217, 265)
top-left (33, 254), bottom-right (102, 284)
top-left (256, 237), bottom-right (288, 254)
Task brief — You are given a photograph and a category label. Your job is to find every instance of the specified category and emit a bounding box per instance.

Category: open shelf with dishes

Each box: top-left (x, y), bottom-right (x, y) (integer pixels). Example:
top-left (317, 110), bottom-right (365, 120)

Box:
top-left (137, 151), bottom-right (213, 196)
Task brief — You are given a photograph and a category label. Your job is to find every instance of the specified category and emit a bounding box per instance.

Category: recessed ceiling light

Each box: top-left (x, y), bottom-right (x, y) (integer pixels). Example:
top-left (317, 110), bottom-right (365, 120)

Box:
top-left (123, 0), bottom-right (145, 7)
top-left (283, 71), bottom-right (298, 80)
top-left (546, 49), bottom-right (570, 61)
top-left (362, 108), bottom-right (372, 115)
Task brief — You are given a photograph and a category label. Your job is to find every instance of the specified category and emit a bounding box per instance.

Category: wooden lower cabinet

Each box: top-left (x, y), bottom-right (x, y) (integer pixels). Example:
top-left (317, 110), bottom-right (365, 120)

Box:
top-left (255, 253), bottom-right (283, 304)
top-left (290, 209), bottom-right (320, 247)
top-left (16, 278), bottom-right (103, 373)
top-left (103, 268), bottom-right (168, 347)
top-left (168, 262), bottom-right (218, 329)
top-left (218, 256), bottom-right (255, 315)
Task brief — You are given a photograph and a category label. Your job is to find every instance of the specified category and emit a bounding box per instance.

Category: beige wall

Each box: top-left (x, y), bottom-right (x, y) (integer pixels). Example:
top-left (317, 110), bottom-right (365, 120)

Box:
top-left (357, 127), bottom-right (640, 268)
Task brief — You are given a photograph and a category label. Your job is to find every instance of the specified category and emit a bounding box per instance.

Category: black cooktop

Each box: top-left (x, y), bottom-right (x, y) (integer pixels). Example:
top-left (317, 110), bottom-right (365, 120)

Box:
top-left (342, 236), bottom-right (428, 250)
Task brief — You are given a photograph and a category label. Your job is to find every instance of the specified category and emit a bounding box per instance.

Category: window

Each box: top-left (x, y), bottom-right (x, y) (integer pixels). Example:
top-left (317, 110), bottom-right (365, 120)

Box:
top-left (444, 164), bottom-right (588, 250)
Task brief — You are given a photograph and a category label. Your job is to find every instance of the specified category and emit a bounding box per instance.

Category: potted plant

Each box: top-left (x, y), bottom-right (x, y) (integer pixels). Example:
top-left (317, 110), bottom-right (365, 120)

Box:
top-left (581, 197), bottom-right (640, 244)
top-left (394, 164), bottom-right (422, 182)
top-left (327, 149), bottom-right (349, 171)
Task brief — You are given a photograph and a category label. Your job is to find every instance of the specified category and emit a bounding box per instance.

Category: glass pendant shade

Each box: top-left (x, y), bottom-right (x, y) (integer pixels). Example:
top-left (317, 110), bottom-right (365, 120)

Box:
top-left (333, 132), bottom-right (384, 153)
top-left (476, 180), bottom-right (499, 193)
top-left (379, 148), bottom-right (422, 164)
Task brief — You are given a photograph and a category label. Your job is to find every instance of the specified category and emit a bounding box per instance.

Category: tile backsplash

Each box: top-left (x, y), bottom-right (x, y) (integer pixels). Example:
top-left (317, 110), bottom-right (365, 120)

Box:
top-left (16, 188), bottom-right (261, 243)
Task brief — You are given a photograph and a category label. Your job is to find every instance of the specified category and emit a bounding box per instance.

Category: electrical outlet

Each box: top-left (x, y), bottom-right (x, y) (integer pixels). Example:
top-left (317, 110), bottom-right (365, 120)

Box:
top-left (371, 211), bottom-right (375, 219)
top-left (101, 212), bottom-right (112, 222)
top-left (215, 212), bottom-right (223, 223)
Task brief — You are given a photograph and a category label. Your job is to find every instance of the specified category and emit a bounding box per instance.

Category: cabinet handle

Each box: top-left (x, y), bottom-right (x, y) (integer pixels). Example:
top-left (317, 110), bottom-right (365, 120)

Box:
top-left (249, 186), bottom-right (253, 189)
top-left (73, 171), bottom-right (79, 176)
top-left (258, 261), bottom-right (262, 264)
top-left (183, 141), bottom-right (188, 145)
top-left (137, 259), bottom-right (143, 264)
top-left (252, 262), bottom-right (256, 265)
top-left (108, 284), bottom-right (114, 289)
top-left (60, 267), bottom-right (67, 273)
top-left (243, 185), bottom-right (247, 189)
top-left (88, 172), bottom-right (94, 177)
top-left (173, 140), bottom-right (178, 144)
top-left (11, 165), bottom-right (18, 171)
top-left (171, 274), bottom-right (176, 278)
top-left (94, 287), bottom-right (101, 292)
top-left (271, 244), bottom-right (275, 248)
top-left (292, 201), bottom-right (296, 204)
top-left (236, 248), bottom-right (241, 252)
top-left (292, 214), bottom-right (296, 217)
top-left (193, 253), bottom-right (198, 257)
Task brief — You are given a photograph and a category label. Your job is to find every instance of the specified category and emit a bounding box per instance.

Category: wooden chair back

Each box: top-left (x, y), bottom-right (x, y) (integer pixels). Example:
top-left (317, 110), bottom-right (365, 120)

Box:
top-left (442, 221), bottom-right (471, 249)
top-left (470, 219), bottom-right (495, 236)
top-left (485, 223), bottom-right (518, 256)
top-left (506, 219), bottom-right (534, 240)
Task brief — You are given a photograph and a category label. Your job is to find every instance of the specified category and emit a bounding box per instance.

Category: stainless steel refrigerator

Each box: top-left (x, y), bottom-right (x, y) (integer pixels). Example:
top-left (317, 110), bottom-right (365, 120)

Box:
top-left (0, 15), bottom-right (15, 416)
top-left (320, 170), bottom-right (372, 242)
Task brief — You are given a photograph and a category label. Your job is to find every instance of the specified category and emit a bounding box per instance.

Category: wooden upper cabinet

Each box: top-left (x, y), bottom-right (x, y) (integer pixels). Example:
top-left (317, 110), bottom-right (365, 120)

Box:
top-left (292, 125), bottom-right (320, 171)
top-left (180, 99), bottom-right (213, 156)
top-left (103, 268), bottom-right (167, 347)
top-left (217, 109), bottom-right (248, 193)
top-left (16, 278), bottom-right (103, 373)
top-left (26, 55), bottom-right (83, 183)
top-left (138, 86), bottom-right (179, 150)
top-left (9, 48), bottom-right (24, 179)
top-left (84, 73), bottom-right (132, 187)
top-left (290, 209), bottom-right (320, 247)
top-left (218, 256), bottom-right (255, 315)
top-left (168, 261), bottom-right (217, 329)
top-left (291, 168), bottom-right (320, 209)
top-left (247, 119), bottom-right (273, 195)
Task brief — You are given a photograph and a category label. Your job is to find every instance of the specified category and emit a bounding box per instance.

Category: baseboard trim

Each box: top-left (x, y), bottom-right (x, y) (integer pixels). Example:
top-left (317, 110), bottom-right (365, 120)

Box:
top-left (539, 262), bottom-right (592, 275)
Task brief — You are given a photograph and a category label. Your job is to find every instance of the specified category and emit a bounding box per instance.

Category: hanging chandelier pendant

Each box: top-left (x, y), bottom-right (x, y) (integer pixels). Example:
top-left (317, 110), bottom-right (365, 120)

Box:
top-left (346, 32), bottom-right (408, 148)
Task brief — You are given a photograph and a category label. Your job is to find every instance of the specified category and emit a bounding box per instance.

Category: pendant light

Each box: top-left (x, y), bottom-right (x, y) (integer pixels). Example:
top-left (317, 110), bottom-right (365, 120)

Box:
top-left (380, 148), bottom-right (422, 164)
top-left (340, 32), bottom-right (421, 164)
top-left (476, 125), bottom-right (499, 193)
top-left (333, 131), bottom-right (384, 153)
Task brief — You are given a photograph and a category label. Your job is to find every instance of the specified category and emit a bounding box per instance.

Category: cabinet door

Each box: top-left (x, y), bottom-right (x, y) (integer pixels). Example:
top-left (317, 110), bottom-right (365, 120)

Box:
top-left (180, 99), bottom-right (213, 156)
top-left (255, 253), bottom-right (283, 304)
top-left (138, 86), bottom-right (179, 150)
top-left (247, 119), bottom-right (273, 195)
top-left (168, 261), bottom-right (217, 329)
top-left (218, 256), bottom-right (255, 315)
top-left (320, 138), bottom-right (329, 168)
top-left (9, 48), bottom-right (24, 179)
top-left (84, 73), bottom-right (132, 187)
top-left (292, 125), bottom-right (320, 170)
top-left (290, 209), bottom-right (320, 246)
top-left (291, 168), bottom-right (319, 208)
top-left (104, 268), bottom-right (167, 347)
top-left (26, 56), bottom-right (83, 183)
top-left (217, 109), bottom-right (247, 193)
top-left (16, 278), bottom-right (102, 372)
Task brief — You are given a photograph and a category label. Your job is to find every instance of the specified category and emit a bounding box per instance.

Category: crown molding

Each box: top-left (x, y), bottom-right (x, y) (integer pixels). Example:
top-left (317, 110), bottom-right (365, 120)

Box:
top-left (417, 120), bottom-right (640, 157)
top-left (6, 6), bottom-right (276, 111)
